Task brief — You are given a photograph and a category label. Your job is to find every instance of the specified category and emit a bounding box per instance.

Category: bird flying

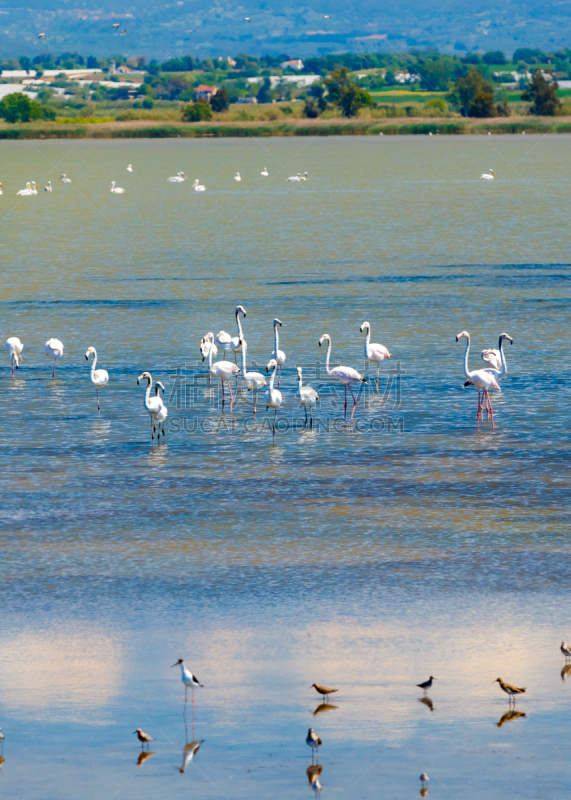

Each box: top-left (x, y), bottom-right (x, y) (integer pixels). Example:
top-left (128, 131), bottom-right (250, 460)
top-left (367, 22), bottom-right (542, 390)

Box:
top-left (38, 33), bottom-right (46, 39)
top-left (112, 23), bottom-right (120, 28)
top-left (120, 28), bottom-right (127, 35)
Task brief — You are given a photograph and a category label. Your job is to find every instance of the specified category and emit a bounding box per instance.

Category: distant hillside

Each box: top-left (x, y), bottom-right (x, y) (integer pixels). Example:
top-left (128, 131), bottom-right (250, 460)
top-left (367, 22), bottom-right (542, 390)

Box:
top-left (1, 0), bottom-right (570, 59)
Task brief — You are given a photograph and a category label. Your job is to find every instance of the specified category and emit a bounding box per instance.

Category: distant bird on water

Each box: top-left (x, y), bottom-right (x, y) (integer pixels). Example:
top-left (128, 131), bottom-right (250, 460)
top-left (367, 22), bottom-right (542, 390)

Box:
top-left (420, 772), bottom-right (429, 787)
top-left (110, 181), bottom-right (125, 194)
top-left (417, 676), bottom-right (436, 694)
top-left (495, 678), bottom-right (526, 702)
top-left (480, 169), bottom-right (495, 180)
top-left (319, 333), bottom-right (366, 421)
top-left (6, 336), bottom-right (24, 377)
top-left (456, 330), bottom-right (501, 429)
top-left (234, 171), bottom-right (241, 182)
top-left (261, 167), bottom-right (269, 176)
top-left (192, 179), bottom-right (205, 191)
top-left (306, 727), bottom-right (322, 759)
top-left (171, 659), bottom-right (203, 701)
top-left (60, 174), bottom-right (71, 183)
top-left (360, 320), bottom-right (391, 392)
top-left (168, 172), bottom-right (186, 183)
top-left (44, 180), bottom-right (52, 192)
top-left (244, 16), bottom-right (251, 21)
top-left (297, 367), bottom-right (319, 427)
top-left (270, 317), bottom-right (286, 387)
top-left (85, 346), bottom-right (109, 416)
top-left (126, 164), bottom-right (133, 173)
top-left (561, 642), bottom-right (571, 660)
top-left (311, 683), bottom-right (338, 700)
top-left (324, 14), bottom-right (331, 18)
top-left (133, 728), bottom-right (154, 748)
top-left (45, 338), bottom-right (64, 379)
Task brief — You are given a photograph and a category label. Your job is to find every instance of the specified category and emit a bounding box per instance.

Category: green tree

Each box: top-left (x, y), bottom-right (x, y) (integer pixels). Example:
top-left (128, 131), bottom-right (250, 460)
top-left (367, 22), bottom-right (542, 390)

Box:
top-left (417, 57), bottom-right (457, 91)
top-left (482, 51), bottom-right (507, 65)
top-left (182, 101), bottom-right (213, 122)
top-left (0, 92), bottom-right (43, 123)
top-left (303, 99), bottom-right (319, 118)
top-left (521, 70), bottom-right (561, 115)
top-left (323, 68), bottom-right (373, 117)
top-left (210, 88), bottom-right (229, 112)
top-left (256, 77), bottom-right (273, 104)
top-left (447, 67), bottom-right (496, 117)
top-left (19, 55), bottom-right (31, 73)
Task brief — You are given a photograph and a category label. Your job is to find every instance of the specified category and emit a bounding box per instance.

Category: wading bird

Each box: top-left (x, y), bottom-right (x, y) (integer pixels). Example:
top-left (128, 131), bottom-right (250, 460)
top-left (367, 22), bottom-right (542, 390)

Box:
top-left (202, 339), bottom-right (240, 411)
top-left (456, 331), bottom-right (501, 429)
top-left (306, 728), bottom-right (322, 761)
top-left (420, 773), bottom-right (429, 787)
top-left (168, 172), bottom-right (187, 183)
top-left (5, 337), bottom-right (24, 377)
top-left (110, 181), bottom-right (125, 194)
top-left (85, 347), bottom-right (109, 417)
top-left (360, 320), bottom-right (391, 392)
top-left (287, 172), bottom-right (302, 182)
top-left (297, 368), bottom-right (319, 427)
top-left (192, 179), bottom-right (205, 191)
top-left (214, 330), bottom-right (232, 358)
top-left (261, 167), bottom-right (269, 176)
top-left (229, 305), bottom-right (247, 362)
top-left (153, 382), bottom-right (168, 440)
top-left (561, 642), bottom-right (571, 660)
top-left (171, 659), bottom-right (203, 704)
top-left (239, 335), bottom-right (266, 414)
top-left (318, 334), bottom-right (366, 421)
top-left (137, 372), bottom-right (166, 442)
top-left (478, 333), bottom-right (513, 383)
top-left (480, 169), bottom-right (495, 180)
top-left (495, 678), bottom-right (526, 704)
top-left (417, 676), bottom-right (436, 694)
top-left (311, 683), bottom-right (337, 700)
top-left (264, 359), bottom-right (283, 441)
top-left (133, 728), bottom-right (154, 748)
top-left (45, 338), bottom-right (64, 379)
top-left (270, 318), bottom-right (286, 387)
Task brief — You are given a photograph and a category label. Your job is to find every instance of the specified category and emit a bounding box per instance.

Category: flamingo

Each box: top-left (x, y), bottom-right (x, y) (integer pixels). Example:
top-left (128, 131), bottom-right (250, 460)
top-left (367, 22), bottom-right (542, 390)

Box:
top-left (200, 333), bottom-right (218, 384)
top-left (360, 321), bottom-right (392, 392)
top-left (85, 347), bottom-right (109, 417)
top-left (60, 174), bottom-right (72, 183)
top-left (239, 334), bottom-right (266, 414)
top-left (479, 333), bottom-right (513, 381)
top-left (44, 338), bottom-right (64, 379)
top-left (153, 382), bottom-right (168, 440)
top-left (264, 358), bottom-right (282, 441)
top-left (110, 181), bottom-right (125, 194)
top-left (261, 167), bottom-right (269, 176)
top-left (44, 181), bottom-right (52, 192)
top-left (137, 371), bottom-right (167, 442)
top-left (202, 339), bottom-right (240, 411)
top-left (456, 330), bottom-right (501, 429)
top-left (229, 305), bottom-right (247, 362)
top-left (480, 169), bottom-right (495, 180)
top-left (234, 172), bottom-right (241, 182)
top-left (192, 179), bottom-right (206, 192)
top-left (318, 334), bottom-right (366, 421)
top-left (297, 367), bottom-right (319, 427)
top-left (270, 318), bottom-right (286, 387)
top-left (214, 330), bottom-right (233, 359)
top-left (5, 337), bottom-right (24, 377)
top-left (168, 172), bottom-right (187, 183)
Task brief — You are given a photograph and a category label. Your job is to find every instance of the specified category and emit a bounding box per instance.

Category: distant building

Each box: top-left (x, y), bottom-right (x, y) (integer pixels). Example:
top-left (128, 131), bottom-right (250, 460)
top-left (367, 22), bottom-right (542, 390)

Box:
top-left (247, 75), bottom-right (320, 89)
top-left (394, 71), bottom-right (421, 84)
top-left (280, 59), bottom-right (304, 70)
top-left (236, 96), bottom-right (258, 104)
top-left (194, 84), bottom-right (217, 101)
top-left (116, 65), bottom-right (134, 74)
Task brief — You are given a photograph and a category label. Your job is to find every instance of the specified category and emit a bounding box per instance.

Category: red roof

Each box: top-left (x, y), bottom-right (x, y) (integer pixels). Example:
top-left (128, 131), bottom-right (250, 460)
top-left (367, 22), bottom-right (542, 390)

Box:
top-left (195, 84), bottom-right (215, 92)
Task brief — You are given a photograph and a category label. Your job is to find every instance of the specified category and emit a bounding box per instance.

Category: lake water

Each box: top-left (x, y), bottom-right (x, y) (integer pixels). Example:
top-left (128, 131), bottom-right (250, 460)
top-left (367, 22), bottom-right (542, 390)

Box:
top-left (1, 135), bottom-right (570, 799)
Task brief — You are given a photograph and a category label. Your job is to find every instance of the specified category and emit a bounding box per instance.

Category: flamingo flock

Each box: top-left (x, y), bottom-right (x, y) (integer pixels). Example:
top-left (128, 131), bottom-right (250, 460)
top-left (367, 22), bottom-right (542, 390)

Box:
top-left (4, 309), bottom-right (514, 441)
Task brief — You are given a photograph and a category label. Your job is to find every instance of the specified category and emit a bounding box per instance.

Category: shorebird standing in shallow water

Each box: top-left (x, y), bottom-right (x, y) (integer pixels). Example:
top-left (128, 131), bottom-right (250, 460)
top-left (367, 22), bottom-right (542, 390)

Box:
top-left (171, 659), bottom-right (203, 700)
top-left (311, 683), bottom-right (338, 701)
top-left (306, 728), bottom-right (322, 761)
top-left (561, 642), bottom-right (571, 661)
top-left (495, 678), bottom-right (526, 703)
top-left (420, 772), bottom-right (429, 787)
top-left (133, 728), bottom-right (154, 748)
top-left (417, 676), bottom-right (436, 694)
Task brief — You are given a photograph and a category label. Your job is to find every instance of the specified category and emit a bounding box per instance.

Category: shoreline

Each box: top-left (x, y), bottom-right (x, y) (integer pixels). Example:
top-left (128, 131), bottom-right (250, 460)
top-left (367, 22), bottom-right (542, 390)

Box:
top-left (2, 115), bottom-right (571, 139)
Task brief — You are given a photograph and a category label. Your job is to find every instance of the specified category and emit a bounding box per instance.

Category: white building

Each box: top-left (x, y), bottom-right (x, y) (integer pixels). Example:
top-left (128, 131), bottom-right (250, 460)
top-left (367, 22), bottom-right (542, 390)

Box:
top-left (247, 75), bottom-right (320, 89)
top-left (0, 84), bottom-right (38, 100)
top-left (280, 59), bottom-right (304, 70)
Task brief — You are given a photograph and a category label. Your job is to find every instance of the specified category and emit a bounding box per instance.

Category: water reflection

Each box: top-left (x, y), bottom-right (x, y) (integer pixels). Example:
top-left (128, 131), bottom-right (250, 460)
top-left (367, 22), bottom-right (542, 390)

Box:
top-left (307, 763), bottom-right (323, 797)
top-left (496, 709), bottom-right (527, 727)
top-left (561, 664), bottom-right (571, 682)
top-left (420, 787), bottom-right (429, 797)
top-left (136, 750), bottom-right (155, 767)
top-left (0, 755), bottom-right (4, 773)
top-left (313, 702), bottom-right (338, 716)
top-left (179, 739), bottom-right (203, 773)
top-left (418, 696), bottom-right (435, 712)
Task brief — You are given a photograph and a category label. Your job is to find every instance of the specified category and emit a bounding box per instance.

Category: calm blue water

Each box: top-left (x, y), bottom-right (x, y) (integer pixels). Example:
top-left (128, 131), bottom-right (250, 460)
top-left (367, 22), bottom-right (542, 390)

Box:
top-left (0, 136), bottom-right (570, 799)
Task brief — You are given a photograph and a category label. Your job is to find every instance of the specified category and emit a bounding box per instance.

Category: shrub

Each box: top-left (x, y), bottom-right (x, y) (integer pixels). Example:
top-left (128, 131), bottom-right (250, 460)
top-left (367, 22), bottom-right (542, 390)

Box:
top-left (303, 100), bottom-right (319, 118)
top-left (424, 98), bottom-right (448, 114)
top-left (210, 88), bottom-right (229, 112)
top-left (181, 101), bottom-right (213, 122)
top-left (0, 92), bottom-right (43, 123)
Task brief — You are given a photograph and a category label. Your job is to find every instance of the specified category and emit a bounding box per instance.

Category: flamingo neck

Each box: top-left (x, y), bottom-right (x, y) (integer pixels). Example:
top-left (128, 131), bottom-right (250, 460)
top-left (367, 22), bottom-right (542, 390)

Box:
top-left (274, 324), bottom-right (279, 355)
top-left (498, 336), bottom-right (508, 378)
top-left (207, 342), bottom-right (214, 371)
top-left (236, 310), bottom-right (244, 339)
top-left (297, 371), bottom-right (303, 389)
top-left (269, 363), bottom-right (277, 391)
top-left (90, 351), bottom-right (97, 378)
top-left (462, 335), bottom-right (472, 380)
top-left (144, 377), bottom-right (152, 406)
top-left (324, 338), bottom-right (332, 375)
top-left (240, 341), bottom-right (247, 373)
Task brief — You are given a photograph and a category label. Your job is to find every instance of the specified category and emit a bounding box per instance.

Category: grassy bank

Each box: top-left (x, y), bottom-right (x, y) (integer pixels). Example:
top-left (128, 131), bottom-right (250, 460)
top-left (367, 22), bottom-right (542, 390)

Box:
top-left (2, 116), bottom-right (571, 139)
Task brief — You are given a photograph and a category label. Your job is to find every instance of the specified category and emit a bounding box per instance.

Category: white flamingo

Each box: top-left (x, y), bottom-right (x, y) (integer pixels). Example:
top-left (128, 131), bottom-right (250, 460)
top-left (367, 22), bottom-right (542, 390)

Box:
top-left (5, 336), bottom-right (24, 377)
top-left (60, 174), bottom-right (72, 183)
top-left (234, 172), bottom-right (241, 182)
top-left (153, 381), bottom-right (168, 440)
top-left (214, 330), bottom-right (233, 359)
top-left (270, 318), bottom-right (286, 387)
top-left (168, 172), bottom-right (187, 183)
top-left (229, 305), bottom-right (247, 362)
top-left (44, 181), bottom-right (52, 192)
top-left (85, 346), bottom-right (109, 417)
top-left (239, 334), bottom-right (266, 414)
top-left (297, 366), bottom-right (319, 427)
top-left (192, 179), bottom-right (206, 192)
top-left (202, 340), bottom-right (240, 411)
top-left (360, 321), bottom-right (392, 392)
top-left (480, 169), bottom-right (495, 180)
top-left (456, 330), bottom-right (501, 429)
top-left (126, 164), bottom-right (133, 173)
top-left (110, 181), bottom-right (125, 194)
top-left (137, 371), bottom-right (166, 442)
top-left (200, 333), bottom-right (218, 384)
top-left (480, 333), bottom-right (513, 380)
top-left (264, 358), bottom-right (283, 441)
top-left (318, 334), bottom-right (366, 421)
top-left (44, 338), bottom-right (64, 379)
top-left (261, 167), bottom-right (269, 177)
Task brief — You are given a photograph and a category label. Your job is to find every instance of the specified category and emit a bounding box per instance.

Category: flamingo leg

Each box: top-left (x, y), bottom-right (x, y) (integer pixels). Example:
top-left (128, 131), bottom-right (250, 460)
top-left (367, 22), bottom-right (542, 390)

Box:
top-left (278, 364), bottom-right (282, 389)
top-left (221, 377), bottom-right (225, 410)
top-left (476, 391), bottom-right (482, 429)
top-left (96, 387), bottom-right (100, 417)
top-left (376, 363), bottom-right (380, 393)
top-left (11, 363), bottom-right (14, 378)
top-left (304, 405), bottom-right (308, 427)
top-left (348, 383), bottom-right (357, 420)
top-left (228, 380), bottom-right (234, 411)
top-left (310, 406), bottom-right (313, 429)
top-left (52, 358), bottom-right (56, 380)
top-left (273, 409), bottom-right (277, 442)
top-left (253, 388), bottom-right (257, 416)
top-left (488, 392), bottom-right (495, 429)
top-left (344, 384), bottom-right (348, 420)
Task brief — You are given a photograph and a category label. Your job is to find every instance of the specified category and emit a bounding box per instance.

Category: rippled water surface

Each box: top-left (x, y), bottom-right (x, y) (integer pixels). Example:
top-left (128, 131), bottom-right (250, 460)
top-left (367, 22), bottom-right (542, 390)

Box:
top-left (1, 136), bottom-right (570, 799)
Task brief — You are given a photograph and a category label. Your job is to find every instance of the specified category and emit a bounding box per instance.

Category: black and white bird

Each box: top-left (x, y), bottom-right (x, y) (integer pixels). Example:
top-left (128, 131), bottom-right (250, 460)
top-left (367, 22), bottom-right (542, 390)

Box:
top-left (306, 727), bottom-right (322, 757)
top-left (417, 676), bottom-right (436, 694)
top-left (171, 658), bottom-right (203, 701)
top-left (561, 641), bottom-right (571, 660)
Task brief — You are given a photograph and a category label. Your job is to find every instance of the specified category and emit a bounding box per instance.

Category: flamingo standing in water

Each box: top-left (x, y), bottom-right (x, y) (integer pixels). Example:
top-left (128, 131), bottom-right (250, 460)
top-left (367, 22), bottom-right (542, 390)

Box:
top-left (239, 334), bottom-right (266, 414)
top-left (360, 321), bottom-right (391, 392)
top-left (5, 337), bottom-right (24, 377)
top-left (202, 339), bottom-right (240, 411)
top-left (479, 333), bottom-right (513, 382)
top-left (153, 382), bottom-right (168, 440)
top-left (229, 305), bottom-right (247, 363)
top-left (200, 333), bottom-right (218, 384)
top-left (264, 358), bottom-right (283, 441)
top-left (318, 334), bottom-right (366, 420)
top-left (456, 330), bottom-right (501, 429)
top-left (85, 346), bottom-right (109, 417)
top-left (269, 318), bottom-right (286, 387)
top-left (137, 371), bottom-right (167, 442)
top-left (45, 338), bottom-right (64, 379)
top-left (297, 366), bottom-right (319, 427)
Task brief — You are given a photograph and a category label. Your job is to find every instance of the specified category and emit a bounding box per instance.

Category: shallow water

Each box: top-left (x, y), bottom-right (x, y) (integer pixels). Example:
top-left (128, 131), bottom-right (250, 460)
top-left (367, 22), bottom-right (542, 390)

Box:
top-left (0, 136), bottom-right (570, 799)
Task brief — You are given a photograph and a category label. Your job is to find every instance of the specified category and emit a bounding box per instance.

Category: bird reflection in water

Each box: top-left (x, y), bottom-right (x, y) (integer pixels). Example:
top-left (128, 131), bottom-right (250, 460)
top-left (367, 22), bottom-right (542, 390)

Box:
top-left (307, 763), bottom-right (323, 798)
top-left (420, 787), bottom-right (429, 797)
top-left (496, 709), bottom-right (527, 727)
top-left (418, 696), bottom-right (434, 712)
top-left (137, 750), bottom-right (155, 767)
top-left (313, 702), bottom-right (338, 716)
top-left (179, 739), bottom-right (203, 773)
top-left (561, 664), bottom-right (571, 682)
